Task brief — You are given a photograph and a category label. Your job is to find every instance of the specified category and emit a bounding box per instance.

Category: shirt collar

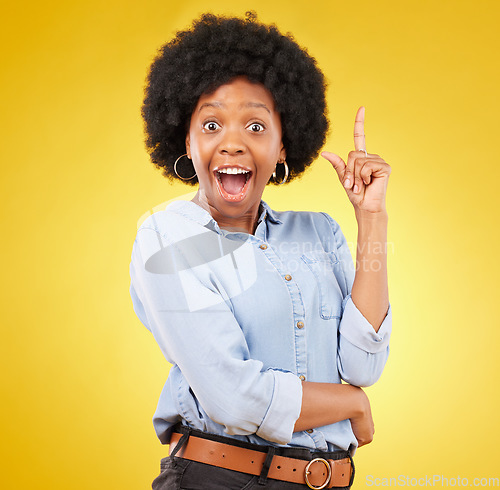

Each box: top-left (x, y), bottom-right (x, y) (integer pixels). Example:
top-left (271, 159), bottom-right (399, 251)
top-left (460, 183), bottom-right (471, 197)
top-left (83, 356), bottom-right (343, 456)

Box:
top-left (258, 200), bottom-right (283, 225)
top-left (165, 198), bottom-right (283, 230)
top-left (165, 199), bottom-right (213, 227)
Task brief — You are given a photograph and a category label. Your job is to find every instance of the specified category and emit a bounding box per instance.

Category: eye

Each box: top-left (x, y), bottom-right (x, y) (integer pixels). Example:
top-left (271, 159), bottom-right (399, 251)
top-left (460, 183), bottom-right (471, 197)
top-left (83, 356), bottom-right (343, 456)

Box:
top-left (202, 121), bottom-right (220, 132)
top-left (247, 122), bottom-right (265, 133)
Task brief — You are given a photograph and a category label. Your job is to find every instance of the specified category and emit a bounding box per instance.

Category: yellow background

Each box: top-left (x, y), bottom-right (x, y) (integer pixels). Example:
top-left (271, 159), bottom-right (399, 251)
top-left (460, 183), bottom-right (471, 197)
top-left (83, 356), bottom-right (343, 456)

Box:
top-left (2, 0), bottom-right (499, 488)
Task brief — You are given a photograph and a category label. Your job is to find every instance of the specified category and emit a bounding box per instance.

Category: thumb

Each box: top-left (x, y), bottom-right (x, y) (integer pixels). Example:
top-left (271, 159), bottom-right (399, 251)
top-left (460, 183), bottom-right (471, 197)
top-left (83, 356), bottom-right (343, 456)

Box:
top-left (321, 151), bottom-right (346, 181)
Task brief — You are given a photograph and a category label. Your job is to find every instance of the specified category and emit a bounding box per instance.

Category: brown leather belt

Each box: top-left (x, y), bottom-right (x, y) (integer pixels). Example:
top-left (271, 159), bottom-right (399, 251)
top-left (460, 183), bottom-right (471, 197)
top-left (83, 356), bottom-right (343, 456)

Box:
top-left (169, 432), bottom-right (352, 489)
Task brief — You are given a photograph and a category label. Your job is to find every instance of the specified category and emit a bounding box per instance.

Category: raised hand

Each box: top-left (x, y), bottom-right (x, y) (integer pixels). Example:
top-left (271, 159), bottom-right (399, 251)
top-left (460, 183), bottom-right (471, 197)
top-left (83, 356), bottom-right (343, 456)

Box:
top-left (321, 107), bottom-right (391, 215)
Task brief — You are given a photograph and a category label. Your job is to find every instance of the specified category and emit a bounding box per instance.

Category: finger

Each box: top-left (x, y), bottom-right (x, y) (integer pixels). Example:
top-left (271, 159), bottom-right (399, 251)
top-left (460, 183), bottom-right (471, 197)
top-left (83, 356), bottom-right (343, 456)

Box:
top-left (353, 106), bottom-right (366, 152)
top-left (353, 155), bottom-right (387, 191)
top-left (359, 161), bottom-right (374, 187)
top-left (353, 158), bottom-right (367, 194)
top-left (344, 151), bottom-right (361, 191)
top-left (321, 151), bottom-right (347, 182)
top-left (360, 159), bottom-right (391, 184)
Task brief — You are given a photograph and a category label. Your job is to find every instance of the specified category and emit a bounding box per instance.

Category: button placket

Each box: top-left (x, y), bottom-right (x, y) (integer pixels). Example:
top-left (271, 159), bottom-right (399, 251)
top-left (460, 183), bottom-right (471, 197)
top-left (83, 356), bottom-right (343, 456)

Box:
top-left (257, 241), bottom-right (307, 381)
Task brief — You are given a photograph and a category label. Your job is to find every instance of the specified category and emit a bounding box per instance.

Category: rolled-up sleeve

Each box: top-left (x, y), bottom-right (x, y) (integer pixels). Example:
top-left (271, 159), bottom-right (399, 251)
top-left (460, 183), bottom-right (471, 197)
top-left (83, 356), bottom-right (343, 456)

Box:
top-left (255, 369), bottom-right (303, 443)
top-left (340, 295), bottom-right (391, 353)
top-left (337, 294), bottom-right (391, 386)
top-left (129, 225), bottom-right (303, 445)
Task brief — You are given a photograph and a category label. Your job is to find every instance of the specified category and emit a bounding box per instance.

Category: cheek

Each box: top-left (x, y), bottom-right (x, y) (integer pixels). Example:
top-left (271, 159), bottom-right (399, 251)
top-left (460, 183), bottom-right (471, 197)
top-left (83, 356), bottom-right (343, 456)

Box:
top-left (189, 134), bottom-right (211, 163)
top-left (260, 135), bottom-right (283, 164)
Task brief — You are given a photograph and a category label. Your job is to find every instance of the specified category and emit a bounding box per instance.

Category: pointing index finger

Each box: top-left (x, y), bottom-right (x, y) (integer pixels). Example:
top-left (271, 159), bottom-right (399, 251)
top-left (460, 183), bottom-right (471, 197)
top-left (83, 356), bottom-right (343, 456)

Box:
top-left (354, 106), bottom-right (366, 152)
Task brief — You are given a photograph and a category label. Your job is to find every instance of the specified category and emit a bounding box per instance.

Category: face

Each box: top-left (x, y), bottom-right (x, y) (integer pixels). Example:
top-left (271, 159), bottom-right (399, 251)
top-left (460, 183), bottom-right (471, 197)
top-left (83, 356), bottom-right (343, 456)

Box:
top-left (186, 77), bottom-right (286, 234)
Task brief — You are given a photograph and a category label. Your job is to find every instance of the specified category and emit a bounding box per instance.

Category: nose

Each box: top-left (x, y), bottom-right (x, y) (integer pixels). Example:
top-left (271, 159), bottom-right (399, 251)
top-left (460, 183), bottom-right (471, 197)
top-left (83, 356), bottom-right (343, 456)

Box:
top-left (218, 127), bottom-right (246, 155)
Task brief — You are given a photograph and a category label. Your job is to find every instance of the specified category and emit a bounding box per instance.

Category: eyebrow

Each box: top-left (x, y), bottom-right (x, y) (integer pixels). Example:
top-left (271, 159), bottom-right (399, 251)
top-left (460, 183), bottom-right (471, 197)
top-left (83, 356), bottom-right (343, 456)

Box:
top-left (198, 102), bottom-right (223, 112)
top-left (198, 101), bottom-right (271, 115)
top-left (244, 102), bottom-right (271, 114)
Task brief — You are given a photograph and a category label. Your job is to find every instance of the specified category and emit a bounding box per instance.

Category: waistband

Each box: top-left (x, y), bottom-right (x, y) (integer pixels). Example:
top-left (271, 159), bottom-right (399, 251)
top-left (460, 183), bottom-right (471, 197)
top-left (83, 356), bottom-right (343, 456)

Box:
top-left (168, 424), bottom-right (354, 489)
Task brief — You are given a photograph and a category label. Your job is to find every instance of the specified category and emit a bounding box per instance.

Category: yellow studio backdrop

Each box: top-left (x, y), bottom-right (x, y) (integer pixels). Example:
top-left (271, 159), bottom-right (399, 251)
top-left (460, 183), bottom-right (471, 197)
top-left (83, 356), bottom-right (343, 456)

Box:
top-left (1, 0), bottom-right (499, 488)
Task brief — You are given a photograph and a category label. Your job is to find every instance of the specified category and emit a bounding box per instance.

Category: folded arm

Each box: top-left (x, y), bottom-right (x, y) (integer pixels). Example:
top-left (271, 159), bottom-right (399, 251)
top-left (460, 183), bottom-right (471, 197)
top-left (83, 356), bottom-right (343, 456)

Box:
top-left (130, 226), bottom-right (303, 445)
top-left (294, 381), bottom-right (374, 448)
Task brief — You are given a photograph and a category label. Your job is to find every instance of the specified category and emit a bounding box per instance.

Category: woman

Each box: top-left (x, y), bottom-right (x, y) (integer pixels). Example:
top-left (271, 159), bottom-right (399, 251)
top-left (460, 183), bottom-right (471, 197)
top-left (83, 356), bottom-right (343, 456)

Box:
top-left (129, 12), bottom-right (392, 489)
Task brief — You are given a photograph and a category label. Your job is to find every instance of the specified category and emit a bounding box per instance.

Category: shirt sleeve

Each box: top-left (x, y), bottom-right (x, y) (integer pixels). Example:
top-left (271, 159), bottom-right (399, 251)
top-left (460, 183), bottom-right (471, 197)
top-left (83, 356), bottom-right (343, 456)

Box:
top-left (129, 225), bottom-right (303, 445)
top-left (337, 294), bottom-right (392, 387)
top-left (322, 212), bottom-right (392, 387)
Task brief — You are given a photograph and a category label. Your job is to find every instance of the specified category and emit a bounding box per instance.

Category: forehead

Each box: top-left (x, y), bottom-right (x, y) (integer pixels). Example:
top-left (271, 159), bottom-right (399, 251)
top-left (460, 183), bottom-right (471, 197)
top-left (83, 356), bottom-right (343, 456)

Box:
top-left (194, 77), bottom-right (278, 113)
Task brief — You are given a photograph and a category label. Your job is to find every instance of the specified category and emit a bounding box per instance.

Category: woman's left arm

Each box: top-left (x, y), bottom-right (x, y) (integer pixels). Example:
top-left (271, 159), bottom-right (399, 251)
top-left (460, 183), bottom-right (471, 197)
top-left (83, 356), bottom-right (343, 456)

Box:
top-left (322, 106), bottom-right (391, 332)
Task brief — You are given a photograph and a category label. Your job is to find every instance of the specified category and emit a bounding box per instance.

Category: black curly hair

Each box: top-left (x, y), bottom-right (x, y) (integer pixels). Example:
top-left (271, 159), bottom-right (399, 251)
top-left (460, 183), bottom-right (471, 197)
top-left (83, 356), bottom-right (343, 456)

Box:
top-left (142, 12), bottom-right (329, 185)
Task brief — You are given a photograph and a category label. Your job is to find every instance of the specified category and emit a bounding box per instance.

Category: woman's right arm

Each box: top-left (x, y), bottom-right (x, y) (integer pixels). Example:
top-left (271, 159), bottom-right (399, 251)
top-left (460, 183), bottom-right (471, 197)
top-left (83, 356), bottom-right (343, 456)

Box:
top-left (294, 382), bottom-right (374, 447)
top-left (129, 223), bottom-right (303, 445)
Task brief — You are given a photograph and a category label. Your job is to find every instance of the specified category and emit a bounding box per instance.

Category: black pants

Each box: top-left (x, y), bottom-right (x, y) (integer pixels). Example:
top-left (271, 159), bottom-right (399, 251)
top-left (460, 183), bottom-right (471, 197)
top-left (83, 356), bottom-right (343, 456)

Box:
top-left (151, 427), bottom-right (354, 490)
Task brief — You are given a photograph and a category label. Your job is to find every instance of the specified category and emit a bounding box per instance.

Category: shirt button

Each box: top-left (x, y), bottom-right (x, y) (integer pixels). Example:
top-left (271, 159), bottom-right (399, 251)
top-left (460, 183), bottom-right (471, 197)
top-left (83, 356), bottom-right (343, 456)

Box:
top-left (259, 244), bottom-right (268, 250)
top-left (284, 274), bottom-right (292, 281)
top-left (306, 429), bottom-right (314, 434)
top-left (297, 321), bottom-right (304, 329)
top-left (299, 375), bottom-right (306, 381)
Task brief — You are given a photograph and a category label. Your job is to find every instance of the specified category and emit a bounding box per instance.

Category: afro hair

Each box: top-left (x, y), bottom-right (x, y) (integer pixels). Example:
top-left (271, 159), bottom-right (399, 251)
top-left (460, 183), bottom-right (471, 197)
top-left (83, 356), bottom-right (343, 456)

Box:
top-left (141, 12), bottom-right (329, 185)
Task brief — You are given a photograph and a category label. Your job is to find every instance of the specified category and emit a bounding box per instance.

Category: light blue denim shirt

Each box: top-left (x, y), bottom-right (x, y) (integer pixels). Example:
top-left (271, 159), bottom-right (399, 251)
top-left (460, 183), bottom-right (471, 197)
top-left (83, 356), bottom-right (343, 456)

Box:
top-left (129, 199), bottom-right (391, 453)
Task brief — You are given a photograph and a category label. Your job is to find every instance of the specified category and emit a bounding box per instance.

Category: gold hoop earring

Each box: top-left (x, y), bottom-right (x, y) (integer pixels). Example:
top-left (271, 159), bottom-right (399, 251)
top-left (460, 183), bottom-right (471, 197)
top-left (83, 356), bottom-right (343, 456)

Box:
top-left (174, 154), bottom-right (197, 180)
top-left (272, 160), bottom-right (289, 185)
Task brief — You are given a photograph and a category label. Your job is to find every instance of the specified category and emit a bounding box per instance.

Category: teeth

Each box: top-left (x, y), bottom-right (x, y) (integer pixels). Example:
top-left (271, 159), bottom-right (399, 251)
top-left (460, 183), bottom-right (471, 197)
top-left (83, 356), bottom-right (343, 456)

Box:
top-left (217, 168), bottom-right (250, 174)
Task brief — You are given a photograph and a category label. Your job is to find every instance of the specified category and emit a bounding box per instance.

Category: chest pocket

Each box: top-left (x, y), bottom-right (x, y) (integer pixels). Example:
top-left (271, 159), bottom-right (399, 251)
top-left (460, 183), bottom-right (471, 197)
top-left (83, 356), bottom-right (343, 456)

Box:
top-left (301, 250), bottom-right (345, 320)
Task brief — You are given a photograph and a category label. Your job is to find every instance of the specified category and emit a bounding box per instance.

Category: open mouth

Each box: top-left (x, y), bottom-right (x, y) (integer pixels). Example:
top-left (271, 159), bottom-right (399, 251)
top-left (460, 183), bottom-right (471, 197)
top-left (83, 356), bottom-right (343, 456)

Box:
top-left (214, 167), bottom-right (252, 202)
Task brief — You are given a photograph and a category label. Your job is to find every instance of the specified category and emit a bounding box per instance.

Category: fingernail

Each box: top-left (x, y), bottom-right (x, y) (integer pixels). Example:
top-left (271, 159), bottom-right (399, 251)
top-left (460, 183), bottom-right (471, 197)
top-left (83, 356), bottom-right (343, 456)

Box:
top-left (353, 184), bottom-right (359, 193)
top-left (344, 178), bottom-right (351, 188)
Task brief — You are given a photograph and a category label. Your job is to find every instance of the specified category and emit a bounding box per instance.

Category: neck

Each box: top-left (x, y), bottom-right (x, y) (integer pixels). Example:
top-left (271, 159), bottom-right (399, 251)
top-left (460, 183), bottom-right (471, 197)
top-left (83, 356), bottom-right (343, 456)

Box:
top-left (191, 191), bottom-right (261, 235)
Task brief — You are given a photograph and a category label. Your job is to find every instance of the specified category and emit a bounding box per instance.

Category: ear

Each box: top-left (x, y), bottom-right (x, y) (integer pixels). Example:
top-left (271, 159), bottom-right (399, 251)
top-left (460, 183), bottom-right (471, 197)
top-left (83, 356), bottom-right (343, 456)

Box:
top-left (185, 133), bottom-right (191, 159)
top-left (279, 144), bottom-right (286, 163)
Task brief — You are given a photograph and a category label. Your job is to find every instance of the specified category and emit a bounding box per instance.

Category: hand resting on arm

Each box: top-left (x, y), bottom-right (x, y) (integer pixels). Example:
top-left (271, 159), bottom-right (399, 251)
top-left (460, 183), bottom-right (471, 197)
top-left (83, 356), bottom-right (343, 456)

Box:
top-left (294, 381), bottom-right (374, 447)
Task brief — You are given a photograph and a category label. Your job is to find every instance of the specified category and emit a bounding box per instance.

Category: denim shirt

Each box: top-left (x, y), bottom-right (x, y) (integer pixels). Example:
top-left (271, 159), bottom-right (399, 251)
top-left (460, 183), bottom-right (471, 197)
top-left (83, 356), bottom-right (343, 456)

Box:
top-left (129, 199), bottom-right (392, 453)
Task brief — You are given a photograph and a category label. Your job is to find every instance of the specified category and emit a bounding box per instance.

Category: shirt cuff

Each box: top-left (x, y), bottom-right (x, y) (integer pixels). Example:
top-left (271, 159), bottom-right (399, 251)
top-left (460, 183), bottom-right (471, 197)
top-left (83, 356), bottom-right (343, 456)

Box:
top-left (255, 370), bottom-right (303, 445)
top-left (339, 295), bottom-right (392, 354)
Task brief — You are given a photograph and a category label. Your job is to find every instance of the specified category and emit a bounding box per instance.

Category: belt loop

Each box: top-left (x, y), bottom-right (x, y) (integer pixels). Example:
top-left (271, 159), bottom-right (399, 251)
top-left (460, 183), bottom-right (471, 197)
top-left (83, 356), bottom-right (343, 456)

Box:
top-left (347, 452), bottom-right (356, 488)
top-left (258, 445), bottom-right (276, 485)
top-left (170, 428), bottom-right (191, 458)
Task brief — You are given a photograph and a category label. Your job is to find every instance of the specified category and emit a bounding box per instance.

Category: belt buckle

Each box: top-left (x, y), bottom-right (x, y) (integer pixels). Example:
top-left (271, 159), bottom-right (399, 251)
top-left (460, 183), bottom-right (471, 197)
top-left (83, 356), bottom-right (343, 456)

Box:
top-left (304, 457), bottom-right (332, 489)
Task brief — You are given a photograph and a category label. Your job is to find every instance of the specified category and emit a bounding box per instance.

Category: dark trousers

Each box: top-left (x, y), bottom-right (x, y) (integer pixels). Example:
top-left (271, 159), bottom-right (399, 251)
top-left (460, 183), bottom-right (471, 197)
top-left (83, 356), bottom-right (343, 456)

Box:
top-left (151, 427), bottom-right (354, 490)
